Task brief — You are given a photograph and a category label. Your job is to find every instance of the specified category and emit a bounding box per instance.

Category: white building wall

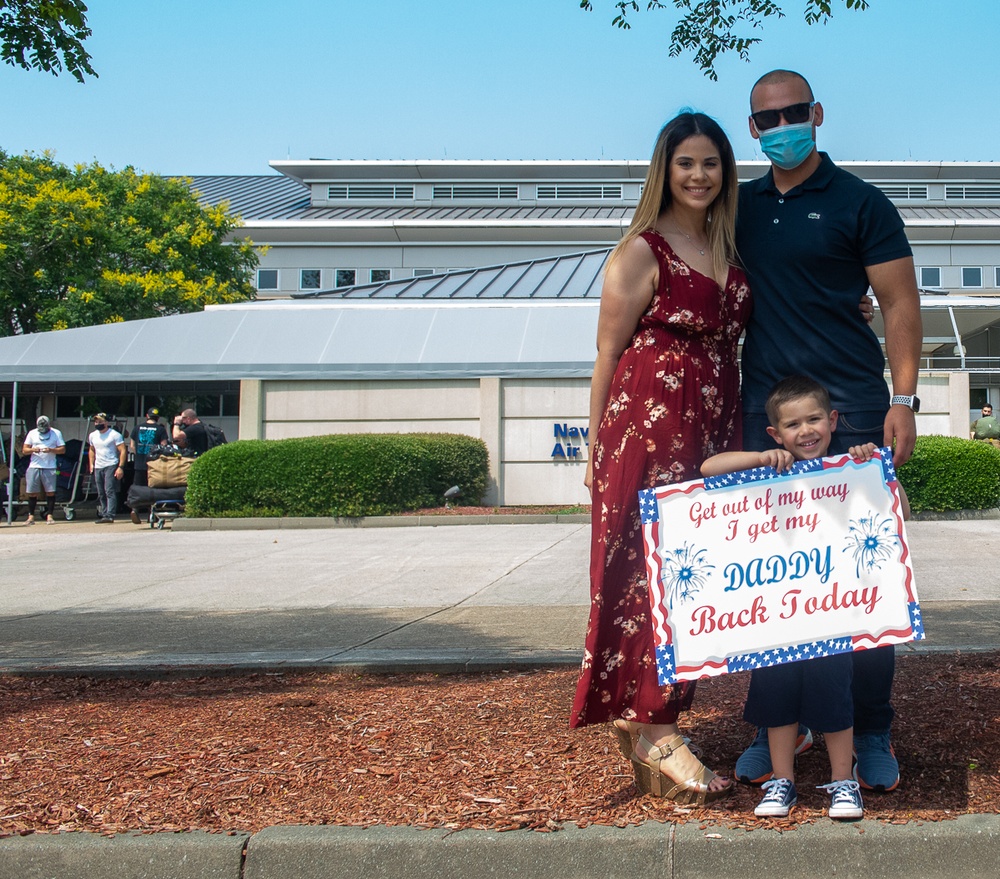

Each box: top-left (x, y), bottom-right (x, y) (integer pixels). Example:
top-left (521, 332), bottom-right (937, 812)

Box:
top-left (253, 373), bottom-right (966, 507)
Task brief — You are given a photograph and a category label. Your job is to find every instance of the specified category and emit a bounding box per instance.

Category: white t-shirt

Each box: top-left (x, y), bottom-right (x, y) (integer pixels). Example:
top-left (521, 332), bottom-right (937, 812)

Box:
top-left (24, 427), bottom-right (65, 470)
top-left (89, 428), bottom-right (125, 469)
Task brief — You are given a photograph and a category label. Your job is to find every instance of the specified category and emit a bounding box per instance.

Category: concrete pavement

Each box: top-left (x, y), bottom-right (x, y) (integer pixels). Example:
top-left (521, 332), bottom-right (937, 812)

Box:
top-left (1, 514), bottom-right (999, 877)
top-left (1, 516), bottom-right (998, 674)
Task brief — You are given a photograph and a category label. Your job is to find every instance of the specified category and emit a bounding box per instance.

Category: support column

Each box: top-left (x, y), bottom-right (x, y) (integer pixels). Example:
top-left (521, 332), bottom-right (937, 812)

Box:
top-left (239, 380), bottom-right (265, 441)
top-left (479, 377), bottom-right (502, 505)
top-left (947, 370), bottom-right (971, 438)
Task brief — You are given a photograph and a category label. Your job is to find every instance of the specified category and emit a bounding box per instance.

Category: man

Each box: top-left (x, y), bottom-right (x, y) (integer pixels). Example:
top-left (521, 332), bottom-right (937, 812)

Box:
top-left (128, 407), bottom-right (170, 523)
top-left (21, 415), bottom-right (66, 525)
top-left (172, 408), bottom-right (209, 455)
top-left (88, 413), bottom-right (127, 524)
top-left (735, 69), bottom-right (923, 793)
top-left (971, 404), bottom-right (1000, 440)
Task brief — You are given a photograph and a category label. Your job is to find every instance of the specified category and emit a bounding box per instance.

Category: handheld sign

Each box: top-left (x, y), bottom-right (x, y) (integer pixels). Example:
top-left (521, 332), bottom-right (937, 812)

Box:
top-left (639, 448), bottom-right (921, 684)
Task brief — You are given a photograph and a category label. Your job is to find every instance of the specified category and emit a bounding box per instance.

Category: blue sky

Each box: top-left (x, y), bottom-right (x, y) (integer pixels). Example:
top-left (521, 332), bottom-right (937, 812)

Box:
top-left (2, 0), bottom-right (997, 175)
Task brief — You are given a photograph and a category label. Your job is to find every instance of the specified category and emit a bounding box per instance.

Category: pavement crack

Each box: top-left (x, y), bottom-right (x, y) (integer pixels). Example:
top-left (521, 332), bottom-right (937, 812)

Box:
top-left (323, 525), bottom-right (588, 657)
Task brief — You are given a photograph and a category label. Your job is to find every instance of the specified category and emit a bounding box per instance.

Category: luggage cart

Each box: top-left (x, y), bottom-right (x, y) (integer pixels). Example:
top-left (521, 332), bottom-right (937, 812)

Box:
top-left (150, 498), bottom-right (185, 529)
top-left (63, 418), bottom-right (99, 521)
top-left (125, 482), bottom-right (185, 529)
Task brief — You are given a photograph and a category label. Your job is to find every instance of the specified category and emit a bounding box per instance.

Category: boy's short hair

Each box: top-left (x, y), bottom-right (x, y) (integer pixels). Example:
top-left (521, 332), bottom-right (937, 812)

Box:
top-left (765, 375), bottom-right (833, 425)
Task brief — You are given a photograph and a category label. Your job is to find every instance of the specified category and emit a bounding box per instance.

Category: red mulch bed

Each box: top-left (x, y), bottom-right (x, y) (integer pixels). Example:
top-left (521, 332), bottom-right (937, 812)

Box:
top-left (1, 653), bottom-right (997, 836)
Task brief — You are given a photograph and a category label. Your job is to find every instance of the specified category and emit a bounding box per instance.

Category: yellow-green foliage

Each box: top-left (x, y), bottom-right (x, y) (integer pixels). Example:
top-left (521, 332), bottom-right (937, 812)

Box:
top-left (0, 151), bottom-right (259, 336)
top-left (184, 433), bottom-right (490, 518)
top-left (898, 435), bottom-right (1000, 512)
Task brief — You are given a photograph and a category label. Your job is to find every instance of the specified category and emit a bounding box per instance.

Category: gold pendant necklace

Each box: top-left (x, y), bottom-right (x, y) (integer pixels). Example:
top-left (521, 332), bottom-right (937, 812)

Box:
top-left (671, 223), bottom-right (706, 256)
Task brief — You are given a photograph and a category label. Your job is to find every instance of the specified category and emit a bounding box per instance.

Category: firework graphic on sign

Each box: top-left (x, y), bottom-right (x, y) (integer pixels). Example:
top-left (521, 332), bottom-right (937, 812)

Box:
top-left (660, 542), bottom-right (714, 607)
top-left (843, 512), bottom-right (897, 577)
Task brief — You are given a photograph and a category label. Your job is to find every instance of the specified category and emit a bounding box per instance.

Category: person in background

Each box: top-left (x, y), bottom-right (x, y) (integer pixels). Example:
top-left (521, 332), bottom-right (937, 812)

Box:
top-left (89, 413), bottom-right (126, 524)
top-left (971, 404), bottom-right (1000, 440)
top-left (21, 415), bottom-right (66, 525)
top-left (172, 409), bottom-right (208, 455)
top-left (128, 407), bottom-right (170, 523)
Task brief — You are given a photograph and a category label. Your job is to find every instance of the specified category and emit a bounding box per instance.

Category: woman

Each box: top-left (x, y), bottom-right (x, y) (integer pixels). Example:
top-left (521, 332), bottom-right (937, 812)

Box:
top-left (570, 112), bottom-right (751, 804)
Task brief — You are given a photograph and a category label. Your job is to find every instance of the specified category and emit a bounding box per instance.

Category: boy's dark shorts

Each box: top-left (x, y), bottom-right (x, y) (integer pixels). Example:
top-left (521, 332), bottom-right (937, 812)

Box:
top-left (743, 652), bottom-right (854, 732)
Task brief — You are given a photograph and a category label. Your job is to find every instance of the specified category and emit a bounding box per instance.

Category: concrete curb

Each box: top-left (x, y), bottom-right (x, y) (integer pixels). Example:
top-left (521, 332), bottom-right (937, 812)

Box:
top-left (0, 830), bottom-right (248, 879)
top-left (172, 513), bottom-right (590, 531)
top-left (910, 507), bottom-right (1000, 520)
top-left (0, 648), bottom-right (584, 678)
top-left (5, 816), bottom-right (1000, 879)
top-left (169, 510), bottom-right (1000, 530)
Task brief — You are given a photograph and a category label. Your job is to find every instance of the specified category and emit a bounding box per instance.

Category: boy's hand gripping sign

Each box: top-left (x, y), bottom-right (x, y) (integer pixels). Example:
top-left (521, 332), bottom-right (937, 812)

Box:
top-left (639, 449), bottom-right (922, 684)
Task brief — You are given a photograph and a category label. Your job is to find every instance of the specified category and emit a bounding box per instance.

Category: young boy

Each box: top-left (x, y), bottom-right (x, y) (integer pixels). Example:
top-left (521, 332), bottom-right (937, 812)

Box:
top-left (702, 376), bottom-right (908, 820)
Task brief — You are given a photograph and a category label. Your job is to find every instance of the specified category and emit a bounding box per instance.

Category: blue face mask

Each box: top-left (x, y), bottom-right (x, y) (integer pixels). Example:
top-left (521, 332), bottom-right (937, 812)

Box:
top-left (757, 120), bottom-right (816, 171)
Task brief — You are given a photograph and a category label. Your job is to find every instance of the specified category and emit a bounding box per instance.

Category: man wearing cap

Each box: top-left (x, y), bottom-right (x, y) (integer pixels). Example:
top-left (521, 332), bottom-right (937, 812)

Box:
top-left (21, 416), bottom-right (66, 525)
top-left (128, 408), bottom-right (171, 524)
top-left (88, 414), bottom-right (126, 524)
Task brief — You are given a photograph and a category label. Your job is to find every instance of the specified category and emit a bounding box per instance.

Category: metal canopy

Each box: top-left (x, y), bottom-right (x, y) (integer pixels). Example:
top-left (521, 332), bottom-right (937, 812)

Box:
top-left (0, 249), bottom-right (998, 383)
top-left (0, 301), bottom-right (601, 382)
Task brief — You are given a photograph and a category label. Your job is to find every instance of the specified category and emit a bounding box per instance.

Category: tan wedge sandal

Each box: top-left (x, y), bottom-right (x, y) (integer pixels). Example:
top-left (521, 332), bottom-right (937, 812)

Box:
top-left (630, 733), bottom-right (733, 804)
top-left (611, 720), bottom-right (702, 761)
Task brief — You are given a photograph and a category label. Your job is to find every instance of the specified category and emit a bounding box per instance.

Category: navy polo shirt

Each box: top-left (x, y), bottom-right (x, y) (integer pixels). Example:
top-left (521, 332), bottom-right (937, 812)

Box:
top-left (737, 152), bottom-right (912, 414)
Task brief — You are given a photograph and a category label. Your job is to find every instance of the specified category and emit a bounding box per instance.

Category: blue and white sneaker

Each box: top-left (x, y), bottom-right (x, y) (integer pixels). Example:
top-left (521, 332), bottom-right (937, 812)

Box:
top-left (819, 779), bottom-right (864, 820)
top-left (754, 777), bottom-right (797, 817)
top-left (736, 724), bottom-right (814, 785)
top-left (853, 731), bottom-right (900, 792)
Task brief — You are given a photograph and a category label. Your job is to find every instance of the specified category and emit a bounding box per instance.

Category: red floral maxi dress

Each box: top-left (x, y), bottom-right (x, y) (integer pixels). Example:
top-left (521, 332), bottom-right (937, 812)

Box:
top-left (571, 229), bottom-right (752, 728)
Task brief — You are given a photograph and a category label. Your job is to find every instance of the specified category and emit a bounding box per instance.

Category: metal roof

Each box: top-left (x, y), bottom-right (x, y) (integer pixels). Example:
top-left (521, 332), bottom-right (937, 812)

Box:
top-left (0, 278), bottom-right (995, 384)
top-left (186, 175), bottom-right (1000, 226)
top-left (0, 300), bottom-right (602, 382)
top-left (187, 175), bottom-right (310, 219)
top-left (294, 249), bottom-right (609, 300)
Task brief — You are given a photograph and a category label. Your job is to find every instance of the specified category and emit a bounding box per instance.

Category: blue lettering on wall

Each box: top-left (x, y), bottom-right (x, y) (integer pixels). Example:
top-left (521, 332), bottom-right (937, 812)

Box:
top-left (554, 423), bottom-right (589, 440)
top-left (551, 424), bottom-right (589, 461)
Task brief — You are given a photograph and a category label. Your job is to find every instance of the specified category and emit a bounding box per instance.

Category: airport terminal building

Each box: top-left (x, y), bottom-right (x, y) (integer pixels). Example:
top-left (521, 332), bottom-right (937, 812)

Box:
top-left (3, 159), bottom-right (1000, 505)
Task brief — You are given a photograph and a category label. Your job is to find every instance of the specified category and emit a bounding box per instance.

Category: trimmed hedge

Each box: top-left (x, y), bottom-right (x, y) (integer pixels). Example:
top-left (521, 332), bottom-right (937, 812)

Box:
top-left (184, 433), bottom-right (489, 518)
top-left (898, 434), bottom-right (1000, 513)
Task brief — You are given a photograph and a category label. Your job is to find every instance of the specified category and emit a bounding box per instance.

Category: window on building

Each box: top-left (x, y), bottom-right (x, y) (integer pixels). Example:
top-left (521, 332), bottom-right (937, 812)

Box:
top-left (257, 269), bottom-right (278, 290)
top-left (190, 395), bottom-right (222, 417)
top-left (336, 269), bottom-right (357, 287)
top-left (300, 269), bottom-right (321, 290)
top-left (413, 269), bottom-right (433, 277)
top-left (919, 267), bottom-right (941, 288)
top-left (93, 396), bottom-right (136, 419)
top-left (56, 396), bottom-right (83, 418)
top-left (220, 393), bottom-right (240, 417)
top-left (370, 269), bottom-right (391, 283)
top-left (962, 267), bottom-right (983, 288)
top-left (994, 267), bottom-right (1000, 287)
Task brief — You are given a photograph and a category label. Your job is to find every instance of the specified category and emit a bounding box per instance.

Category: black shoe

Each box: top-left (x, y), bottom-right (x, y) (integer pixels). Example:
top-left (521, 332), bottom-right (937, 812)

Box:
top-left (96, 517), bottom-right (113, 524)
top-left (130, 510), bottom-right (141, 525)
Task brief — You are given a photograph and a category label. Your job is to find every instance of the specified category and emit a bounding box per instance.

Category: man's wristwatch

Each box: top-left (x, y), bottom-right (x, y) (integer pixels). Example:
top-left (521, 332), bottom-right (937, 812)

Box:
top-left (891, 394), bottom-right (920, 412)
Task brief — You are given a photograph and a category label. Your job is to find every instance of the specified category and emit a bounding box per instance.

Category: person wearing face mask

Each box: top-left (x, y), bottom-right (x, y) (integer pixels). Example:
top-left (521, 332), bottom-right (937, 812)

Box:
top-left (21, 415), bottom-right (66, 525)
top-left (734, 69), bottom-right (922, 795)
top-left (88, 413), bottom-right (127, 524)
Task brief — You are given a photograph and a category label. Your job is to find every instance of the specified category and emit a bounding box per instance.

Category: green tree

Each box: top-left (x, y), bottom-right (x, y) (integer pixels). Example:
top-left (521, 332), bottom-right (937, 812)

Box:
top-left (0, 0), bottom-right (95, 82)
top-left (580, 0), bottom-right (871, 80)
top-left (0, 151), bottom-right (260, 335)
